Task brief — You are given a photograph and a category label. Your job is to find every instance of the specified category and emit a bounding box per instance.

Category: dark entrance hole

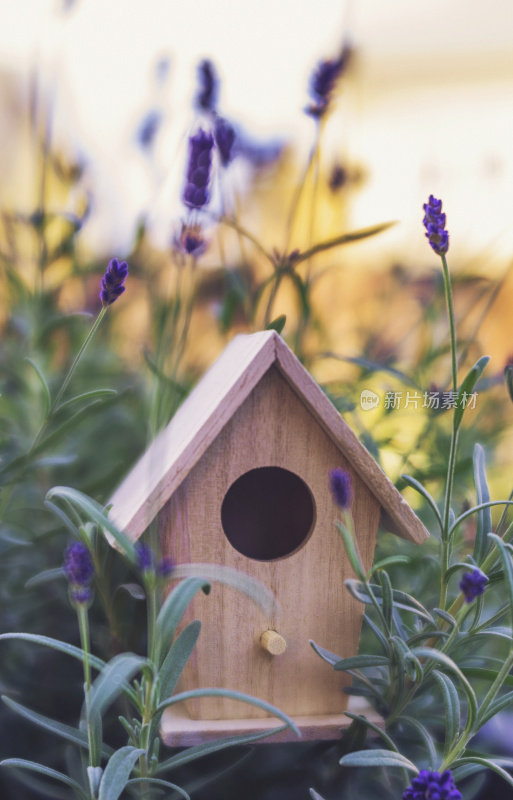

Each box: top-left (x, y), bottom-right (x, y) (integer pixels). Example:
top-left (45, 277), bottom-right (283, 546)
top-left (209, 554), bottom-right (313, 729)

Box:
top-left (221, 467), bottom-right (316, 561)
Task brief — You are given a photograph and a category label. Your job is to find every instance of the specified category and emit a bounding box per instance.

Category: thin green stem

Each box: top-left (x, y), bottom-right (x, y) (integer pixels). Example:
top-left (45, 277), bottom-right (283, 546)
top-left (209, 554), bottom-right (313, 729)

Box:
top-left (440, 253), bottom-right (458, 394)
top-left (77, 603), bottom-right (97, 768)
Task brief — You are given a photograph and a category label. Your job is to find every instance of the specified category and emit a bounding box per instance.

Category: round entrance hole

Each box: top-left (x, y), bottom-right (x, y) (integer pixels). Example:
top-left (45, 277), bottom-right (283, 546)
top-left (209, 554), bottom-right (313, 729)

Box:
top-left (221, 467), bottom-right (316, 561)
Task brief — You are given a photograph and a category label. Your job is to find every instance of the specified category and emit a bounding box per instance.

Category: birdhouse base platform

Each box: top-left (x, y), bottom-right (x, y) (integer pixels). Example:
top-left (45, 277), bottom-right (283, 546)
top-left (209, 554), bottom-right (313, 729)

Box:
top-left (161, 696), bottom-right (382, 746)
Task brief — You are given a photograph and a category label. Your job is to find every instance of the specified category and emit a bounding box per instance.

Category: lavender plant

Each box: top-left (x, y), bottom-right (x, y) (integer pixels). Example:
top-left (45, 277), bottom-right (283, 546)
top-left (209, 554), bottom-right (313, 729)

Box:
top-left (0, 488), bottom-right (297, 799)
top-left (310, 197), bottom-right (513, 799)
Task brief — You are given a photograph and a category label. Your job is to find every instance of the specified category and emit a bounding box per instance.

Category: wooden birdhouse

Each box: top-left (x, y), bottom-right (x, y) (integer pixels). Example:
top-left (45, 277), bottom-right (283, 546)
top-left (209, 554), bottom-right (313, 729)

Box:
top-left (109, 330), bottom-right (428, 744)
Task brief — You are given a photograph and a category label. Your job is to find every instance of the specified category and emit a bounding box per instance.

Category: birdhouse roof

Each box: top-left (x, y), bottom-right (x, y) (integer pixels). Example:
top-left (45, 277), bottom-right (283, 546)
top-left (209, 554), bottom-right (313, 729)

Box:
top-left (109, 330), bottom-right (429, 544)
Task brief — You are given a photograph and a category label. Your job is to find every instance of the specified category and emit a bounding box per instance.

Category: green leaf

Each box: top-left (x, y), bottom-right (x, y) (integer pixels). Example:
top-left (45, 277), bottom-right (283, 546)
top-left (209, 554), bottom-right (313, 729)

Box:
top-left (45, 486), bottom-right (136, 562)
top-left (378, 570), bottom-right (393, 631)
top-left (334, 654), bottom-right (390, 671)
top-left (55, 389), bottom-right (118, 414)
top-left (368, 556), bottom-right (410, 577)
top-left (343, 713), bottom-right (398, 752)
top-left (266, 315), bottom-right (286, 334)
top-left (412, 647), bottom-right (477, 732)
top-left (0, 633), bottom-right (105, 671)
top-left (450, 500), bottom-right (513, 536)
top-left (155, 578), bottom-right (210, 664)
top-left (310, 790), bottom-right (327, 800)
top-left (432, 670), bottom-right (460, 755)
top-left (295, 221), bottom-right (396, 264)
top-left (478, 689), bottom-right (513, 727)
top-left (345, 580), bottom-right (435, 624)
top-left (170, 564), bottom-right (276, 616)
top-left (159, 620), bottom-right (201, 700)
top-left (89, 654), bottom-right (146, 719)
top-left (25, 358), bottom-right (51, 416)
top-left (98, 747), bottom-right (145, 800)
top-left (339, 749), bottom-right (418, 771)
top-left (401, 475), bottom-right (443, 533)
top-left (393, 716), bottom-right (437, 768)
top-left (156, 688), bottom-right (299, 736)
top-left (0, 759), bottom-right (87, 798)
top-left (454, 355), bottom-right (490, 429)
top-left (157, 725), bottom-right (290, 773)
top-left (25, 567), bottom-right (65, 588)
top-left (473, 444), bottom-right (492, 564)
top-left (336, 521), bottom-right (365, 581)
top-left (488, 533), bottom-right (513, 626)
top-left (2, 695), bottom-right (113, 756)
top-left (309, 640), bottom-right (342, 666)
top-left (451, 756), bottom-right (513, 791)
top-left (126, 777), bottom-right (190, 799)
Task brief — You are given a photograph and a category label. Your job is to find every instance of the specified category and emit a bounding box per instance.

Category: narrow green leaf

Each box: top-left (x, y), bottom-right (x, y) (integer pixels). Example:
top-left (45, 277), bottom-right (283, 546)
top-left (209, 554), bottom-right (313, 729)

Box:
top-left (25, 358), bottom-right (51, 416)
top-left (401, 475), bottom-right (443, 532)
top-left (390, 636), bottom-right (422, 683)
top-left (394, 716), bottom-right (437, 768)
top-left (159, 620), bottom-right (201, 700)
top-left (295, 221), bottom-right (396, 264)
top-left (451, 756), bottom-right (513, 791)
top-left (2, 695), bottom-right (113, 756)
top-left (473, 444), bottom-right (492, 564)
top-left (450, 500), bottom-right (513, 536)
top-left (98, 747), bottom-right (145, 800)
top-left (266, 315), bottom-right (286, 334)
top-left (344, 713), bottom-right (398, 752)
top-left (45, 486), bottom-right (136, 562)
top-left (25, 567), bottom-right (65, 588)
top-left (334, 654), bottom-right (390, 671)
top-left (453, 355), bottom-right (490, 429)
top-left (345, 580), bottom-right (435, 624)
top-left (155, 578), bottom-right (210, 664)
top-left (156, 688), bottom-right (299, 736)
top-left (432, 670), bottom-right (460, 755)
top-left (362, 613), bottom-right (389, 653)
top-left (478, 689), bottom-right (513, 727)
top-left (0, 759), bottom-right (87, 798)
top-left (55, 389), bottom-right (117, 414)
top-left (309, 640), bottom-right (341, 666)
top-left (378, 570), bottom-right (393, 631)
top-left (489, 533), bottom-right (513, 626)
top-left (310, 790), bottom-right (327, 800)
top-left (339, 749), bottom-right (418, 772)
top-left (89, 654), bottom-right (146, 719)
top-left (368, 556), bottom-right (410, 577)
top-left (157, 725), bottom-right (289, 773)
top-left (412, 647), bottom-right (477, 732)
top-left (126, 777), bottom-right (190, 799)
top-left (0, 633), bottom-right (105, 671)
top-left (170, 564), bottom-right (276, 615)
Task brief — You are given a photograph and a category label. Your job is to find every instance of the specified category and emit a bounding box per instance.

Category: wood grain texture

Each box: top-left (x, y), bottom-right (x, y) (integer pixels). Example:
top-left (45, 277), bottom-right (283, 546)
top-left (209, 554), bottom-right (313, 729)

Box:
top-left (108, 330), bottom-right (429, 545)
top-left (159, 367), bottom-right (381, 720)
top-left (161, 695), bottom-right (383, 746)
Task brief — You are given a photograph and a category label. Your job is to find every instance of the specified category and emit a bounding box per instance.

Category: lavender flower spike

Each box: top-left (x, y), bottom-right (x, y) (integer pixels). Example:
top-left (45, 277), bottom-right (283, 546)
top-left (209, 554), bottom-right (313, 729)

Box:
top-left (306, 42), bottom-right (352, 118)
top-left (183, 129), bottom-right (214, 209)
top-left (403, 768), bottom-right (462, 800)
top-left (100, 258), bottom-right (129, 306)
top-left (196, 59), bottom-right (218, 112)
top-left (214, 116), bottom-right (236, 167)
top-left (135, 542), bottom-right (155, 572)
top-left (329, 468), bottom-right (353, 509)
top-left (423, 194), bottom-right (449, 255)
top-left (459, 568), bottom-right (488, 603)
top-left (64, 542), bottom-right (94, 604)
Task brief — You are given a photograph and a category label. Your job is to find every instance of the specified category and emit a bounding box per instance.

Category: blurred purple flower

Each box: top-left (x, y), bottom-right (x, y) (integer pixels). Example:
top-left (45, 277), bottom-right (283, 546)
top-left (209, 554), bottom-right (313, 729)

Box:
top-left (183, 129), bottom-right (214, 209)
top-left (136, 110), bottom-right (162, 150)
top-left (403, 769), bottom-right (461, 800)
top-left (329, 468), bottom-right (353, 509)
top-left (214, 116), bottom-right (236, 167)
top-left (196, 59), bottom-right (218, 112)
top-left (306, 42), bottom-right (352, 118)
top-left (459, 568), bottom-right (488, 603)
top-left (329, 164), bottom-right (348, 192)
top-left (135, 542), bottom-right (155, 572)
top-left (423, 194), bottom-right (449, 255)
top-left (64, 542), bottom-right (94, 604)
top-left (156, 556), bottom-right (175, 578)
top-left (173, 222), bottom-right (208, 258)
top-left (100, 258), bottom-right (128, 307)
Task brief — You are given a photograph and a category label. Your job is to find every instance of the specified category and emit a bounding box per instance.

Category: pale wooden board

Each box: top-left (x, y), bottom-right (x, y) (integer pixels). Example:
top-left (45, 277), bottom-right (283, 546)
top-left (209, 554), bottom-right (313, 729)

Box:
top-left (161, 695), bottom-right (382, 746)
top-left (108, 330), bottom-right (429, 545)
top-left (159, 367), bottom-right (381, 721)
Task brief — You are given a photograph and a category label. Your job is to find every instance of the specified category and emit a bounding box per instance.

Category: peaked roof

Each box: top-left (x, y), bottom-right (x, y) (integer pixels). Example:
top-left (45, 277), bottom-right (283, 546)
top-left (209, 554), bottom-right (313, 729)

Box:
top-left (109, 330), bottom-right (429, 544)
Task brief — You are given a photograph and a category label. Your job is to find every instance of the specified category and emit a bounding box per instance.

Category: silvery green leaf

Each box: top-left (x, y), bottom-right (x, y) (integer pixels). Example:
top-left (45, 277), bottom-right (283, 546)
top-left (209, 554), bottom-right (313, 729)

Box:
top-left (0, 632), bottom-right (105, 671)
top-left (98, 747), bottom-right (145, 800)
top-left (473, 444), bottom-right (492, 564)
top-left (0, 759), bottom-right (87, 798)
top-left (339, 749), bottom-right (418, 771)
top-left (433, 670), bottom-right (460, 755)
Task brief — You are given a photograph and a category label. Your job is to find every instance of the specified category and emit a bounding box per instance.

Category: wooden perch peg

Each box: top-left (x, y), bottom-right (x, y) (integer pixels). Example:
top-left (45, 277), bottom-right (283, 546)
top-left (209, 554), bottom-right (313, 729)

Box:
top-left (260, 629), bottom-right (287, 655)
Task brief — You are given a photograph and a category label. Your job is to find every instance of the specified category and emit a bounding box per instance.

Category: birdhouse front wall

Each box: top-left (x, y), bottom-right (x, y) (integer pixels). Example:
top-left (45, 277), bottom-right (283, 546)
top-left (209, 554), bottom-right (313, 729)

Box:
top-left (158, 365), bottom-right (380, 721)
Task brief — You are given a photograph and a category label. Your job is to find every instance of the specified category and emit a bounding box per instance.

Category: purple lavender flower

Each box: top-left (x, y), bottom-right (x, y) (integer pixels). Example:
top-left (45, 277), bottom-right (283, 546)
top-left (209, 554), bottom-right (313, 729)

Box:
top-left (459, 568), bottom-right (488, 602)
top-left (173, 222), bottom-right (208, 257)
top-left (423, 195), bottom-right (449, 255)
top-left (329, 468), bottom-right (353, 509)
top-left (306, 43), bottom-right (352, 118)
top-left (183, 129), bottom-right (214, 209)
top-left (214, 116), bottom-right (236, 167)
top-left (195, 59), bottom-right (218, 112)
top-left (402, 769), bottom-right (462, 800)
top-left (156, 556), bottom-right (175, 578)
top-left (135, 542), bottom-right (155, 572)
top-left (136, 110), bottom-right (162, 150)
top-left (64, 542), bottom-right (94, 604)
top-left (100, 258), bottom-right (129, 307)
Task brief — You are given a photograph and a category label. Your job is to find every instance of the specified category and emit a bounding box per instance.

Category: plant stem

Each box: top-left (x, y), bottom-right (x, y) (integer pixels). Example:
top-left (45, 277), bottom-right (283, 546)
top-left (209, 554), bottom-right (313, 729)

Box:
top-left (77, 603), bottom-right (97, 767)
